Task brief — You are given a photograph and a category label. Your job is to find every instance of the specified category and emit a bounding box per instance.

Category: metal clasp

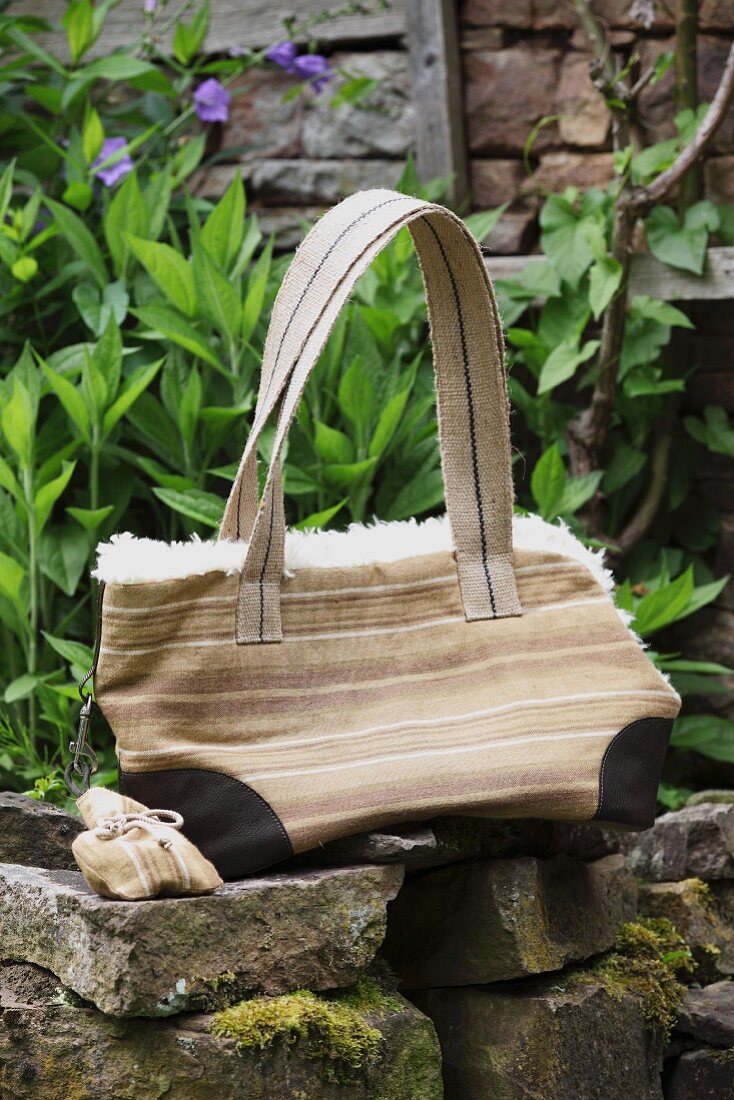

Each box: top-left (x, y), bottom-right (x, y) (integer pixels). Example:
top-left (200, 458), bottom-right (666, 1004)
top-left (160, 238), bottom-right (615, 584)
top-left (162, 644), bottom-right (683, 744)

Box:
top-left (64, 694), bottom-right (98, 797)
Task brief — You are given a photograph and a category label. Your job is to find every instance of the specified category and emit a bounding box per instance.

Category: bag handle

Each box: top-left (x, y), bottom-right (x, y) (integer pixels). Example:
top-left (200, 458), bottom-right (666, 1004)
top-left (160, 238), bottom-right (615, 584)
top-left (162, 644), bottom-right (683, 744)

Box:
top-left (223, 190), bottom-right (522, 643)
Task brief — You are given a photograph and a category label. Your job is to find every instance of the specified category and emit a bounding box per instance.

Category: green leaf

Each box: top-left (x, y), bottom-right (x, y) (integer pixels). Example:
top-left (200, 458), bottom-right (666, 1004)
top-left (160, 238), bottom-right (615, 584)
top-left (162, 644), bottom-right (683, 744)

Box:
top-left (4, 672), bottom-right (51, 705)
top-left (104, 171), bottom-right (149, 275)
top-left (588, 257), bottom-right (622, 320)
top-left (294, 499), bottom-right (346, 531)
top-left (38, 523), bottom-right (89, 596)
top-left (77, 54), bottom-right (159, 82)
top-left (338, 359), bottom-right (373, 447)
top-left (313, 421), bottom-right (354, 465)
top-left (671, 714), bottom-right (734, 764)
top-left (559, 470), bottom-right (603, 515)
top-left (177, 368), bottom-right (202, 448)
top-left (11, 256), bottom-right (38, 283)
top-left (42, 631), bottom-right (94, 671)
top-left (684, 406), bottom-right (734, 458)
top-left (172, 0), bottom-right (210, 64)
top-left (631, 296), bottom-right (694, 329)
top-left (81, 104), bottom-right (104, 164)
top-left (34, 460), bottom-right (76, 534)
top-left (530, 444), bottom-right (566, 520)
top-left (62, 0), bottom-right (94, 63)
top-left (131, 304), bottom-right (222, 369)
top-left (463, 204), bottom-right (509, 243)
top-left (101, 360), bottom-right (162, 438)
top-left (368, 387), bottom-right (412, 460)
top-left (0, 455), bottom-right (22, 500)
top-left (383, 460), bottom-right (444, 521)
top-left (645, 204), bottom-right (711, 275)
top-left (539, 193), bottom-right (596, 287)
top-left (45, 197), bottom-right (107, 288)
top-left (537, 339), bottom-right (599, 395)
top-left (67, 505), bottom-right (113, 534)
top-left (127, 236), bottom-right (196, 317)
top-left (201, 172), bottom-right (245, 271)
top-left (632, 568), bottom-right (695, 636)
top-left (242, 239), bottom-right (273, 342)
top-left (323, 458), bottom-right (377, 488)
top-left (41, 362), bottom-right (91, 441)
top-left (0, 549), bottom-right (25, 608)
top-left (152, 488), bottom-right (224, 529)
top-left (603, 442), bottom-right (647, 493)
top-left (1, 378), bottom-right (35, 467)
top-left (192, 245), bottom-right (241, 340)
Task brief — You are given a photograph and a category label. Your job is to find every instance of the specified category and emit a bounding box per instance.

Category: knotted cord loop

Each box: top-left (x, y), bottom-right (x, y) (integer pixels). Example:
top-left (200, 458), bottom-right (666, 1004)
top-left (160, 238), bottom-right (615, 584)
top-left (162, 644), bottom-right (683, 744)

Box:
top-left (94, 809), bottom-right (184, 849)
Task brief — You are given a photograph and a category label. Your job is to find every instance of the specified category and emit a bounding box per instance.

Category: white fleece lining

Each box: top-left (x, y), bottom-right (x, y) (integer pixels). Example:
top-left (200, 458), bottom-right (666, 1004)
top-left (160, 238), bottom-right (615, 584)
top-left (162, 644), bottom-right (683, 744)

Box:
top-left (93, 513), bottom-right (614, 595)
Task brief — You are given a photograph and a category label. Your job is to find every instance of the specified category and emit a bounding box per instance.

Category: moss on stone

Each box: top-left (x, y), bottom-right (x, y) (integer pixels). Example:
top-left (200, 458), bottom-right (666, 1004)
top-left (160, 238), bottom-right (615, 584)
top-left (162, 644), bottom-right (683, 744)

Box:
top-left (210, 979), bottom-right (391, 1083)
top-left (578, 918), bottom-right (693, 1035)
top-left (683, 877), bottom-right (715, 911)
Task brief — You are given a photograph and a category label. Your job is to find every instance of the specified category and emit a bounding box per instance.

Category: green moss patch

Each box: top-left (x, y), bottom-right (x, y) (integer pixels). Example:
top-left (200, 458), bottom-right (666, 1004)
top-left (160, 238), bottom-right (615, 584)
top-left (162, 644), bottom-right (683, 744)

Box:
top-left (210, 978), bottom-right (402, 1082)
top-left (579, 918), bottom-right (694, 1035)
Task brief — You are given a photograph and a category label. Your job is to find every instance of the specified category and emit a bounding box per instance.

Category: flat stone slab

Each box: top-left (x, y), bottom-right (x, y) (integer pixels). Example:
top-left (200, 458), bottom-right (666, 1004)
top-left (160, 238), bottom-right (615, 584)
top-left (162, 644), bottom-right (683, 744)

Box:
top-left (414, 977), bottom-right (664, 1100)
top-left (0, 793), bottom-right (82, 870)
top-left (0, 862), bottom-right (403, 1017)
top-left (667, 1048), bottom-right (734, 1099)
top-left (0, 962), bottom-right (442, 1100)
top-left (383, 853), bottom-right (636, 988)
top-left (677, 981), bottom-right (734, 1046)
top-left (625, 803), bottom-right (734, 881)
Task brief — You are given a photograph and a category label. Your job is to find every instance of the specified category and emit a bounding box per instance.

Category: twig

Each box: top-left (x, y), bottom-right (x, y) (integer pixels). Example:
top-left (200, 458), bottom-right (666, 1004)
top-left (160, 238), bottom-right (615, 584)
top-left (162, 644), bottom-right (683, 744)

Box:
top-left (613, 403), bottom-right (677, 557)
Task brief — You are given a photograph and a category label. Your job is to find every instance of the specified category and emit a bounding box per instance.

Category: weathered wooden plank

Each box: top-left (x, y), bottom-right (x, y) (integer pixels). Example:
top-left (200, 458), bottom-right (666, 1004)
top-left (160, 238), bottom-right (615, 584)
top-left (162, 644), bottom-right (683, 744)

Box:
top-left (8, 0), bottom-right (406, 58)
top-left (405, 0), bottom-right (469, 206)
top-left (484, 247), bottom-right (734, 301)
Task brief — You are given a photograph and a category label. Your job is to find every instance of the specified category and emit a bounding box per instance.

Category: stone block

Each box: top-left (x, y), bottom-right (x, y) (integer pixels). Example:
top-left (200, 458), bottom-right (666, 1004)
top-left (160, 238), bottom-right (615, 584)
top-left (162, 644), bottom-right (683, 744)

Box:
top-left (225, 68), bottom-right (303, 159)
top-left (414, 977), bottom-right (664, 1100)
top-left (638, 37), bottom-right (734, 153)
top-left (638, 880), bottom-right (734, 982)
top-left (705, 156), bottom-right (734, 205)
top-left (256, 206), bottom-right (326, 251)
top-left (677, 980), bottom-right (734, 1046)
top-left (556, 52), bottom-right (610, 147)
top-left (667, 1048), bottom-right (734, 1099)
top-left (465, 47), bottom-right (562, 154)
top-left (470, 159), bottom-right (525, 205)
top-left (523, 151), bottom-right (615, 196)
top-left (383, 853), bottom-right (636, 988)
top-left (314, 824), bottom-right (438, 866)
top-left (461, 0), bottom-right (574, 31)
top-left (0, 962), bottom-right (442, 1100)
top-left (240, 158), bottom-right (403, 206)
top-left (302, 52), bottom-right (414, 158)
top-left (482, 203), bottom-right (538, 253)
top-left (625, 803), bottom-right (734, 881)
top-left (0, 861), bottom-right (402, 1017)
top-left (0, 793), bottom-right (82, 870)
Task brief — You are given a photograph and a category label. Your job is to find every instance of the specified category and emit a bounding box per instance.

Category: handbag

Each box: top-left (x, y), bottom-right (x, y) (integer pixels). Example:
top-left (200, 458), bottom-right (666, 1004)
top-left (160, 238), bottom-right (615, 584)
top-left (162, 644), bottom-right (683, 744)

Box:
top-left (88, 189), bottom-right (680, 879)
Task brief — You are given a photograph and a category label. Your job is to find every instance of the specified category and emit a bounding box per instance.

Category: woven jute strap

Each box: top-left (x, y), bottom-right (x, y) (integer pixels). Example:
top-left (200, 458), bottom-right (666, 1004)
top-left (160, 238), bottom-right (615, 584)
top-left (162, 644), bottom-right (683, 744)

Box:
top-left (218, 189), bottom-right (521, 643)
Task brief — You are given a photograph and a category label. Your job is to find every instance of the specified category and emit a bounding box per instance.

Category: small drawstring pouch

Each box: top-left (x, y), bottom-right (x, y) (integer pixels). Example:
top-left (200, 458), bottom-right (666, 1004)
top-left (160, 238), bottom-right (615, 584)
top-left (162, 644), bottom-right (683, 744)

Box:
top-left (72, 787), bottom-right (223, 900)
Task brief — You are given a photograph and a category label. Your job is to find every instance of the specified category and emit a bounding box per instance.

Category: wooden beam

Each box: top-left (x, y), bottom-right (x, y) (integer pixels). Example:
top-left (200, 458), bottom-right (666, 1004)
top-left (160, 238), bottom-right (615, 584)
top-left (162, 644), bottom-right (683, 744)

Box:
top-left (484, 247), bottom-right (734, 301)
top-left (8, 0), bottom-right (406, 58)
top-left (405, 0), bottom-right (469, 207)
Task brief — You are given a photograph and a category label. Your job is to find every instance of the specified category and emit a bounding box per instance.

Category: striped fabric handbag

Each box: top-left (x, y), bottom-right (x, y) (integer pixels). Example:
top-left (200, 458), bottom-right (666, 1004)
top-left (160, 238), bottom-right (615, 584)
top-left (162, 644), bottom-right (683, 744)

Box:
top-left (87, 189), bottom-right (681, 879)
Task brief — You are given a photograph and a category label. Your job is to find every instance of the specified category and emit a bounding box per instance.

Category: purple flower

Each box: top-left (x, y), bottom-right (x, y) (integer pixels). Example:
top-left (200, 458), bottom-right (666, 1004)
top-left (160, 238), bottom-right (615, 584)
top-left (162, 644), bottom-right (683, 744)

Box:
top-left (192, 78), bottom-right (231, 123)
top-left (266, 40), bottom-right (297, 73)
top-left (144, 0), bottom-right (157, 13)
top-left (292, 53), bottom-right (333, 93)
top-left (92, 137), bottom-right (133, 187)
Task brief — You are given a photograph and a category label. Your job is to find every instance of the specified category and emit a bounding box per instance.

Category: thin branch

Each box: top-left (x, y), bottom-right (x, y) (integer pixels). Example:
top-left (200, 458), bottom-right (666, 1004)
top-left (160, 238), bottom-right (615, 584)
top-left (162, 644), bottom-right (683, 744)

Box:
top-left (571, 0), bottom-right (631, 150)
top-left (614, 405), bottom-right (677, 557)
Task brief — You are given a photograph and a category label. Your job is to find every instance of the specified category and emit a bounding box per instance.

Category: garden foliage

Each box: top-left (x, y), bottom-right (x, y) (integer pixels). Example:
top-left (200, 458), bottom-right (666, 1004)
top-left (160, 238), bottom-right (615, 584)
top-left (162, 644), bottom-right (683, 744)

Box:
top-left (0, 2), bottom-right (730, 803)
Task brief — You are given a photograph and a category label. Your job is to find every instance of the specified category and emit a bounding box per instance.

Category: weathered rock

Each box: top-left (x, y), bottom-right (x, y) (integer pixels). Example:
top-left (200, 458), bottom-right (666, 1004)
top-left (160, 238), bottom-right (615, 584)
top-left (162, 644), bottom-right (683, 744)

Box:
top-left (462, 0), bottom-right (734, 30)
top-left (549, 820), bottom-right (624, 860)
top-left (314, 824), bottom-right (438, 866)
top-left (0, 793), bottom-right (82, 870)
top-left (470, 158), bottom-right (525, 205)
top-left (705, 156), bottom-right (734, 206)
top-left (638, 880), bottom-right (734, 982)
top-left (0, 862), bottom-right (403, 1017)
top-left (524, 151), bottom-right (615, 196)
top-left (465, 46), bottom-right (562, 154)
top-left (667, 1047), bottom-right (734, 1099)
top-left (383, 853), bottom-right (636, 988)
top-left (556, 52), bottom-right (610, 147)
top-left (0, 962), bottom-right (442, 1100)
top-left (302, 51), bottom-right (414, 158)
top-left (677, 981), bottom-right (734, 1046)
top-left (240, 158), bottom-right (404, 206)
top-left (255, 206), bottom-right (325, 250)
top-left (687, 789), bottom-right (734, 807)
top-left (414, 977), bottom-right (664, 1100)
top-left (225, 68), bottom-right (303, 159)
top-left (482, 203), bottom-right (538, 253)
top-left (624, 803), bottom-right (734, 881)
top-left (410, 815), bottom-right (553, 870)
top-left (638, 37), bottom-right (734, 153)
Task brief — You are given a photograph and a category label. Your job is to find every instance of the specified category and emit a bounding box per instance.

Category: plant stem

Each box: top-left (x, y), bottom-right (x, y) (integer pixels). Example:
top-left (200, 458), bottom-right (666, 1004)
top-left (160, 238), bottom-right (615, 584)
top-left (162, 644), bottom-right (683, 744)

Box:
top-left (675, 0), bottom-right (701, 213)
top-left (23, 466), bottom-right (37, 740)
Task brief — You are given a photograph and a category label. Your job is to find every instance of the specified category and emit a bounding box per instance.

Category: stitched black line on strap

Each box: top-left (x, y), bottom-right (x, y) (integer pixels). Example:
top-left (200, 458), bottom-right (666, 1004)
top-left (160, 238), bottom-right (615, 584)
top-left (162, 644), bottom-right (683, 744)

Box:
top-left (236, 195), bottom-right (409, 540)
top-left (422, 216), bottom-right (497, 616)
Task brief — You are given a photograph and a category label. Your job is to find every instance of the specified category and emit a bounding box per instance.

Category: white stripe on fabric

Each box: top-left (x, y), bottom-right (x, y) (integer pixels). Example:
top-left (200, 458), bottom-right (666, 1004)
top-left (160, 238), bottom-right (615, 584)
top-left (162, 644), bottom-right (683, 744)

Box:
top-left (117, 688), bottom-right (675, 760)
top-left (242, 728), bottom-right (622, 783)
top-left (120, 837), bottom-right (153, 895)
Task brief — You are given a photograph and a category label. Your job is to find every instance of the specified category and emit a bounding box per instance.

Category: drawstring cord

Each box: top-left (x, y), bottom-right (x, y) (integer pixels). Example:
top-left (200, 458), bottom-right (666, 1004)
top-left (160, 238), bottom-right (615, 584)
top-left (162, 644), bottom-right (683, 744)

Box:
top-left (94, 809), bottom-right (184, 850)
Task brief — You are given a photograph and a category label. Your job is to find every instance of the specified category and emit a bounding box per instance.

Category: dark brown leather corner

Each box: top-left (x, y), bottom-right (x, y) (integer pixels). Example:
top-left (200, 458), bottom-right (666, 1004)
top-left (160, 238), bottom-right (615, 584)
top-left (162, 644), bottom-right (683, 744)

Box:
top-left (593, 717), bottom-right (674, 829)
top-left (118, 767), bottom-right (293, 879)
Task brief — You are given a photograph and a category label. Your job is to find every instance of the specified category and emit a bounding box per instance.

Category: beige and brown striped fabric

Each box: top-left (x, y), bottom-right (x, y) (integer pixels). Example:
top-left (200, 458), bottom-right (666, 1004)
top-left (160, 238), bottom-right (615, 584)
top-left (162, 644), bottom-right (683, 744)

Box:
top-left (94, 190), bottom-right (680, 859)
top-left (96, 546), bottom-right (680, 854)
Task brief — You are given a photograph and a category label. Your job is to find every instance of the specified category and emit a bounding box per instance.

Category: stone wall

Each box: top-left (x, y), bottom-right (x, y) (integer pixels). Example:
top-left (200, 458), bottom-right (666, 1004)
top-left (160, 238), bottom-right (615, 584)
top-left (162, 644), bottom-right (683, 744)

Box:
top-left (4, 794), bottom-right (734, 1096)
